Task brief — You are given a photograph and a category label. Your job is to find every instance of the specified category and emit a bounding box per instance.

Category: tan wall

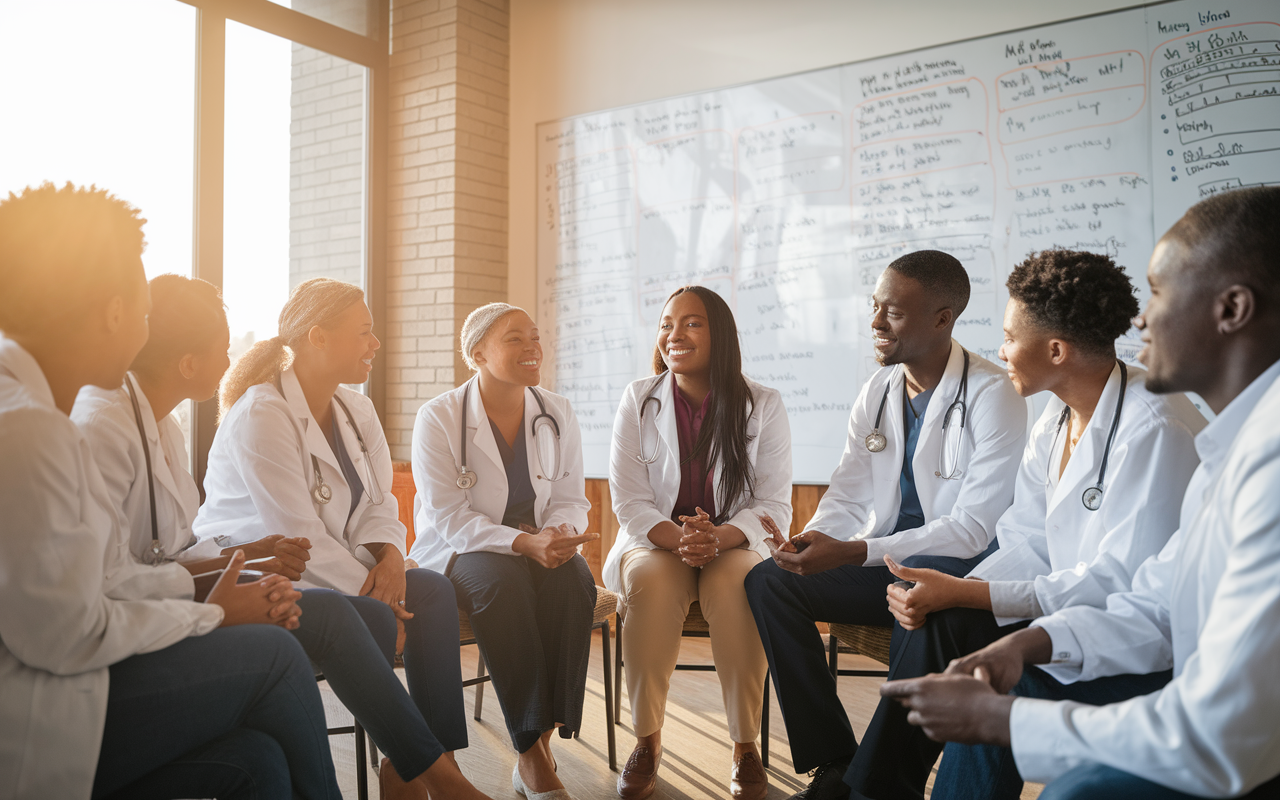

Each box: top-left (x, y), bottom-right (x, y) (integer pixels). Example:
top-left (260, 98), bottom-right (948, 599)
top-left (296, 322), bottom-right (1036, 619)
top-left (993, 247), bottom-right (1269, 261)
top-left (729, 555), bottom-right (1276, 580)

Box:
top-left (506, 0), bottom-right (1141, 312)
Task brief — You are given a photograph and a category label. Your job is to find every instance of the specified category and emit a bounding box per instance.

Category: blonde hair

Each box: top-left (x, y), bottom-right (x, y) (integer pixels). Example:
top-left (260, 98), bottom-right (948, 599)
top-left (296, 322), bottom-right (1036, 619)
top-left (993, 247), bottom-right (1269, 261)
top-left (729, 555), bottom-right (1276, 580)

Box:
top-left (218, 277), bottom-right (365, 421)
top-left (459, 302), bottom-right (524, 371)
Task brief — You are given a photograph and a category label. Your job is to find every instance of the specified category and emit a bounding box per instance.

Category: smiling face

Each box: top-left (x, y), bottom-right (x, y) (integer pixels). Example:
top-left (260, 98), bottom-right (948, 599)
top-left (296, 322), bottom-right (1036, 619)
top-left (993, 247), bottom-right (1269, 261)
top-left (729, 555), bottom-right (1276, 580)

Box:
top-left (998, 298), bottom-right (1057, 397)
top-left (658, 291), bottom-right (712, 378)
top-left (473, 310), bottom-right (542, 387)
top-left (1137, 237), bottom-right (1213, 395)
top-left (870, 269), bottom-right (950, 367)
top-left (315, 300), bottom-right (380, 385)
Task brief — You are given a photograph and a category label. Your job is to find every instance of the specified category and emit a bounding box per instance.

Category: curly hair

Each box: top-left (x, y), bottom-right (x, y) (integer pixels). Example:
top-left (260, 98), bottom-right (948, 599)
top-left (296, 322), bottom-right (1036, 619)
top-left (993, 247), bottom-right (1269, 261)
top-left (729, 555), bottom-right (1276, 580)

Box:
top-left (0, 182), bottom-right (146, 336)
top-left (1006, 250), bottom-right (1139, 356)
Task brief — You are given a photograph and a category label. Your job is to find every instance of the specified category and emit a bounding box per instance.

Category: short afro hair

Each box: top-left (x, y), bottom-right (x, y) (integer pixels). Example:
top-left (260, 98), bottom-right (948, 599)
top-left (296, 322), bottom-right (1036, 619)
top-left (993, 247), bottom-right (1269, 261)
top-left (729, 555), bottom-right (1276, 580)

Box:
top-left (1007, 250), bottom-right (1139, 356)
top-left (0, 182), bottom-right (146, 336)
top-left (1164, 186), bottom-right (1280, 307)
top-left (886, 250), bottom-right (970, 317)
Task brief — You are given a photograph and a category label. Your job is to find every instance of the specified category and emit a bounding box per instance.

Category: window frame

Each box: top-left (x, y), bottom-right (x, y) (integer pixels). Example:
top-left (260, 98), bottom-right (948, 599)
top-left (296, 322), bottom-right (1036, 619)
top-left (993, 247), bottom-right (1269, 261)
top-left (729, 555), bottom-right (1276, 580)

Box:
top-left (179, 0), bottom-right (389, 489)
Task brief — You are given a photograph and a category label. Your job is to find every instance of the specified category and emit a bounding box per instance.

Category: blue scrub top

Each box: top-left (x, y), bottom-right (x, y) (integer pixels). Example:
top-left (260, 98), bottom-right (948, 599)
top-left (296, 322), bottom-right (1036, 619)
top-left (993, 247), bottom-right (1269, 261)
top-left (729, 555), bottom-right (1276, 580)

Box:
top-left (893, 387), bottom-right (934, 533)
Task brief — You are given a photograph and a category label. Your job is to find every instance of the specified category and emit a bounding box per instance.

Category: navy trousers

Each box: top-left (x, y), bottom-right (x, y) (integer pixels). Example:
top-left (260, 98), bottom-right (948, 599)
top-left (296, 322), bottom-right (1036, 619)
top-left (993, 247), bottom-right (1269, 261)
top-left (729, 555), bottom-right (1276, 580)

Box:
top-left (1039, 763), bottom-right (1280, 800)
top-left (930, 665), bottom-right (1172, 800)
top-left (744, 548), bottom-right (991, 775)
top-left (92, 625), bottom-right (341, 800)
top-left (449, 552), bottom-right (597, 753)
top-left (294, 568), bottom-right (466, 782)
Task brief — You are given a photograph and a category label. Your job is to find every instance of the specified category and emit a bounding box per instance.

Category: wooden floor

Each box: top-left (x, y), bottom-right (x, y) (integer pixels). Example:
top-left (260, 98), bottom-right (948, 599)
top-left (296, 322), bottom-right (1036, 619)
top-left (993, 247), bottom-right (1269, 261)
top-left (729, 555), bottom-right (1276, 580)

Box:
top-left (320, 631), bottom-right (1040, 799)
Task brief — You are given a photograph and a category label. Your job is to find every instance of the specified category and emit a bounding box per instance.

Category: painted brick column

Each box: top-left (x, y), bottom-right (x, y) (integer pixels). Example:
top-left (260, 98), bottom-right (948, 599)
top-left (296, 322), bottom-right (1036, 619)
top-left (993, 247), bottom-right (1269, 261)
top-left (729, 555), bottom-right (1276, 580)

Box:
top-left (383, 0), bottom-right (509, 459)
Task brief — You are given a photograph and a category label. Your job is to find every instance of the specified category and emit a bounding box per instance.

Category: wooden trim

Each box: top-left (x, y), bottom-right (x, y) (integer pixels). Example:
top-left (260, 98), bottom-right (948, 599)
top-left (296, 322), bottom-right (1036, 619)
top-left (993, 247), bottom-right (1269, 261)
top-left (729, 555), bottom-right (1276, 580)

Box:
top-left (174, 0), bottom-right (385, 67)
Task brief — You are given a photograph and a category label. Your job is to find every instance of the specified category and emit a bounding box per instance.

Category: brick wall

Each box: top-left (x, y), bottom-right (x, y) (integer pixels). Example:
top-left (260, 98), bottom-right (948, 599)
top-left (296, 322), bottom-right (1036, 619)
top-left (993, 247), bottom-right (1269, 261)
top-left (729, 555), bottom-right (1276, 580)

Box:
top-left (382, 0), bottom-right (510, 459)
top-left (289, 4), bottom-right (369, 290)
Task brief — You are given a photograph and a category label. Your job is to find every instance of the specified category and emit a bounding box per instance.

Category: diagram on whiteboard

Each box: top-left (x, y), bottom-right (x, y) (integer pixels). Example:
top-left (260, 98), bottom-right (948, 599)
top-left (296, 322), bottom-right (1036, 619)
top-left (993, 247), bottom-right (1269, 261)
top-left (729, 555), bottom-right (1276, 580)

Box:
top-left (536, 0), bottom-right (1280, 482)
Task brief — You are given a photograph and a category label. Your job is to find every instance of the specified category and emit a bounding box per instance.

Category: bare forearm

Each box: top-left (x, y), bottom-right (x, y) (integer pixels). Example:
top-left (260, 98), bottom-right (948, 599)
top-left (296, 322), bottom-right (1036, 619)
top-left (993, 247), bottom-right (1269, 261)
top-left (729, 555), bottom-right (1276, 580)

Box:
top-left (646, 520), bottom-right (684, 550)
top-left (953, 578), bottom-right (994, 611)
top-left (181, 555), bottom-right (230, 576)
top-left (715, 524), bottom-right (746, 550)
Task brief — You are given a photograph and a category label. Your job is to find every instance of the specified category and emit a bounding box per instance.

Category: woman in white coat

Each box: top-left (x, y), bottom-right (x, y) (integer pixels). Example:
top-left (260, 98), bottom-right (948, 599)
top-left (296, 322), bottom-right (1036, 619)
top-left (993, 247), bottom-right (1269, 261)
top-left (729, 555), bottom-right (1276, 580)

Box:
top-left (75, 274), bottom-right (493, 800)
top-left (193, 278), bottom-right (477, 792)
top-left (605, 286), bottom-right (793, 800)
top-left (408, 303), bottom-right (598, 800)
top-left (0, 182), bottom-right (337, 800)
top-left (844, 249), bottom-right (1206, 800)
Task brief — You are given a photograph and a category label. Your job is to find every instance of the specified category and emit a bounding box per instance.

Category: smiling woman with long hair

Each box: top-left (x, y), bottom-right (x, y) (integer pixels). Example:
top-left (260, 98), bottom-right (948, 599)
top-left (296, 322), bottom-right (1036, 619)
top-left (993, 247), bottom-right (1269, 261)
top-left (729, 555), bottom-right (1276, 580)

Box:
top-left (603, 286), bottom-right (794, 800)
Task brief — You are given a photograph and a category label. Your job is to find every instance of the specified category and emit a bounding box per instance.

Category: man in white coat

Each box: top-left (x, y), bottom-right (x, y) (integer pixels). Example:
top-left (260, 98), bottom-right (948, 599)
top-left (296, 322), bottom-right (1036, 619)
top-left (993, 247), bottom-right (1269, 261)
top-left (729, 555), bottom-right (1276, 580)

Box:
top-left (744, 250), bottom-right (1027, 800)
top-left (0, 183), bottom-right (338, 800)
top-left (844, 249), bottom-right (1204, 800)
top-left (881, 186), bottom-right (1280, 799)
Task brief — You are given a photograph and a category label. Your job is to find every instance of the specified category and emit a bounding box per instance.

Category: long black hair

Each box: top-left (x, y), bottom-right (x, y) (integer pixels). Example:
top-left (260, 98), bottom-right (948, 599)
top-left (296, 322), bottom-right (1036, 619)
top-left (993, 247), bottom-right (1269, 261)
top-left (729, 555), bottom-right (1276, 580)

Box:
top-left (652, 286), bottom-right (756, 521)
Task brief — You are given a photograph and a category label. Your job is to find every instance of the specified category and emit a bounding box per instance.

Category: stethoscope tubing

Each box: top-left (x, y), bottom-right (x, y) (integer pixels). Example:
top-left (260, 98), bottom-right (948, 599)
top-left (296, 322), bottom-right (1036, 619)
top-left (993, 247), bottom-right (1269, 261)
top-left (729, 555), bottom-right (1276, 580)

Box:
top-left (304, 389), bottom-right (385, 507)
top-left (1047, 360), bottom-right (1128, 511)
top-left (865, 349), bottom-right (970, 480)
top-left (457, 380), bottom-right (566, 489)
top-left (125, 375), bottom-right (164, 564)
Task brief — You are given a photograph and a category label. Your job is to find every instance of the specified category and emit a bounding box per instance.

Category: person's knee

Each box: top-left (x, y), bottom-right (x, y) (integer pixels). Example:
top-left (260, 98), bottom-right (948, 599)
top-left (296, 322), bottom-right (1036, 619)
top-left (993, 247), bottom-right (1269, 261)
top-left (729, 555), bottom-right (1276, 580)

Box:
top-left (209, 729), bottom-right (291, 800)
top-left (1038, 763), bottom-right (1127, 800)
top-left (405, 567), bottom-right (454, 609)
top-left (743, 558), bottom-right (785, 608)
top-left (454, 556), bottom-right (533, 614)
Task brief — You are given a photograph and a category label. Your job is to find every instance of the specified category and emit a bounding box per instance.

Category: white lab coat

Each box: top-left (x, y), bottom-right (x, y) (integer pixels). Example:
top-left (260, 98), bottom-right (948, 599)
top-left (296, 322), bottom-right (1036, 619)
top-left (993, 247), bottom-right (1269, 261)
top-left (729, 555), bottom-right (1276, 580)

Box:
top-left (72, 376), bottom-right (224, 603)
top-left (602, 373), bottom-right (794, 595)
top-left (805, 340), bottom-right (1027, 564)
top-left (193, 368), bottom-right (406, 596)
top-left (1011, 359), bottom-right (1280, 797)
top-left (408, 377), bottom-right (591, 574)
top-left (0, 338), bottom-right (222, 800)
top-left (968, 363), bottom-right (1204, 625)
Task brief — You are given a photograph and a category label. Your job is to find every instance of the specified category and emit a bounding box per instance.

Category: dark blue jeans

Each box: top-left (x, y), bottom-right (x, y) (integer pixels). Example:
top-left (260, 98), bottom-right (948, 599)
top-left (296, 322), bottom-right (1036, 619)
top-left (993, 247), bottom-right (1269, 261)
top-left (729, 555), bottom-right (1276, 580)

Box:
top-left (295, 568), bottom-right (466, 782)
top-left (930, 665), bottom-right (1173, 800)
top-left (92, 625), bottom-right (341, 800)
top-left (1039, 763), bottom-right (1280, 800)
top-left (744, 545), bottom-right (994, 774)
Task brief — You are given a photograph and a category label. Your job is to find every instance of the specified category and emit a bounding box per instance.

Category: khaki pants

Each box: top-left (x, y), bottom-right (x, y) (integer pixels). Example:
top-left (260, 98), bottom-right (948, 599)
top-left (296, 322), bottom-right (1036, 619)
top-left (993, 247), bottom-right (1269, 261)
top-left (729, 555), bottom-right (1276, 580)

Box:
top-left (619, 547), bottom-right (767, 742)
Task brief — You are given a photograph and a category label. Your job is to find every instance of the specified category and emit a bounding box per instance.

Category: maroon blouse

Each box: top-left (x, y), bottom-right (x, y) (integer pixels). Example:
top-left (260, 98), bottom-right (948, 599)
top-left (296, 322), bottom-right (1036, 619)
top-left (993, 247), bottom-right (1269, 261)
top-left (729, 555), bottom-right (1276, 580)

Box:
top-left (671, 381), bottom-right (716, 523)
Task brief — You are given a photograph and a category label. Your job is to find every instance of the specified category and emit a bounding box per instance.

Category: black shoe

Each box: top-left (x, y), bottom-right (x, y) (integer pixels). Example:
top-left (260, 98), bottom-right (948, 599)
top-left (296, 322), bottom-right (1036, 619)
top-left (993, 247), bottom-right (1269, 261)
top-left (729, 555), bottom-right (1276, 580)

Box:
top-left (789, 759), bottom-right (852, 800)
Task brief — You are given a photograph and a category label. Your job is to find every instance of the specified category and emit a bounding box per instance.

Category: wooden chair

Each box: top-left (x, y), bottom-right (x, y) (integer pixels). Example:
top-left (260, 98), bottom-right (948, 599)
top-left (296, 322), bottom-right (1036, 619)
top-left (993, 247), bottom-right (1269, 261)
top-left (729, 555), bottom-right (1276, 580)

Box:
top-left (613, 601), bottom-right (774, 768)
top-left (826, 623), bottom-right (893, 678)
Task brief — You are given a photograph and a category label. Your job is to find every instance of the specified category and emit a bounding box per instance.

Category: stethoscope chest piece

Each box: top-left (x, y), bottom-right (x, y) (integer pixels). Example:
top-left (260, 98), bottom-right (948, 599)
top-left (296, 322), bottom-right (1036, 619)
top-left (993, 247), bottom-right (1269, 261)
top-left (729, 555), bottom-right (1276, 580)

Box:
top-left (144, 540), bottom-right (167, 566)
top-left (1082, 486), bottom-right (1104, 511)
top-left (457, 469), bottom-right (477, 490)
top-left (865, 431), bottom-right (888, 453)
top-left (313, 480), bottom-right (333, 505)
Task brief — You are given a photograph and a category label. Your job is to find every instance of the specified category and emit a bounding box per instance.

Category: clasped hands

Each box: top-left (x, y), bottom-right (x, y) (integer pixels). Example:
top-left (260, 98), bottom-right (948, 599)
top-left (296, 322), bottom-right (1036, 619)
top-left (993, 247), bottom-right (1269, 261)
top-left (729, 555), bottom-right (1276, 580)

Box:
top-left (676, 507), bottom-right (720, 568)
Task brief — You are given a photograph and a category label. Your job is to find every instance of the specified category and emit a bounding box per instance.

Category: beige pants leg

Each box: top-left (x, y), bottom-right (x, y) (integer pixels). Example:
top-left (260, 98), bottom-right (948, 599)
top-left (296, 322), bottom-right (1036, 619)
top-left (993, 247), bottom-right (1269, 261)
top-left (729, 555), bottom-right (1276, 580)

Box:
top-left (697, 547), bottom-right (767, 743)
top-left (620, 548), bottom-right (698, 737)
top-left (619, 547), bottom-right (768, 743)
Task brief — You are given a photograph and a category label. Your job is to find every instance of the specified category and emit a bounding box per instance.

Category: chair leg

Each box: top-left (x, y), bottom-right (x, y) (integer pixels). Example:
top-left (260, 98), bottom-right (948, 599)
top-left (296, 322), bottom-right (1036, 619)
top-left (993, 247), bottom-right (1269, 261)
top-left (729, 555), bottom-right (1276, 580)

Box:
top-left (761, 669), bottom-right (770, 771)
top-left (355, 719), bottom-right (369, 800)
top-left (474, 648), bottom-right (488, 722)
top-left (828, 633), bottom-right (839, 679)
top-left (601, 619), bottom-right (617, 771)
top-left (613, 615), bottom-right (624, 724)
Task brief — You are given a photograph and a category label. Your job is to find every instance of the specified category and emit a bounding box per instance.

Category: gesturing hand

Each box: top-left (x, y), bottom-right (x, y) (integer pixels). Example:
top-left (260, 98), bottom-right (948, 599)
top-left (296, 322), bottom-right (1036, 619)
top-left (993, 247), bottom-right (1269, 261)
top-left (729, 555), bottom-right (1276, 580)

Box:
top-left (207, 550), bottom-right (302, 629)
top-left (944, 627), bottom-right (1053, 694)
top-left (514, 524), bottom-right (600, 570)
top-left (883, 556), bottom-right (964, 630)
top-left (759, 513), bottom-right (790, 555)
top-left (677, 507), bottom-right (719, 567)
top-left (880, 672), bottom-right (1015, 746)
top-left (771, 531), bottom-right (865, 576)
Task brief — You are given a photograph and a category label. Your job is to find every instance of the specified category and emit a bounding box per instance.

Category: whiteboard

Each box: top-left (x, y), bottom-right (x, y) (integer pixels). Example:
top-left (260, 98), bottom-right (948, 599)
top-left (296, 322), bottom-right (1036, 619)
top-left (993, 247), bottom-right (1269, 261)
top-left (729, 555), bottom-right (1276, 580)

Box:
top-left (536, 0), bottom-right (1280, 482)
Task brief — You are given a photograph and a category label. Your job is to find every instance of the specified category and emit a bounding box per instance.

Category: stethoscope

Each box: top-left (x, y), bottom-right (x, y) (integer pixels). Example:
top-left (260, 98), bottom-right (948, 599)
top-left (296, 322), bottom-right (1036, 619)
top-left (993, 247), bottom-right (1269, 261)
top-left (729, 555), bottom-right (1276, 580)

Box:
top-left (125, 376), bottom-right (166, 565)
top-left (306, 393), bottom-right (386, 508)
top-left (1047, 360), bottom-right (1127, 512)
top-left (636, 379), bottom-right (664, 465)
top-left (455, 381), bottom-right (567, 489)
top-left (865, 349), bottom-right (970, 481)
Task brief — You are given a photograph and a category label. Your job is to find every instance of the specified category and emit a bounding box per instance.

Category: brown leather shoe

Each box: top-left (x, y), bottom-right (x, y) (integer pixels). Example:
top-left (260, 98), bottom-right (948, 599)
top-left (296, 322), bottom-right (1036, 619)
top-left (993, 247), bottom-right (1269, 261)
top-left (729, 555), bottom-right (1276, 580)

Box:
top-left (617, 744), bottom-right (661, 799)
top-left (730, 750), bottom-right (769, 800)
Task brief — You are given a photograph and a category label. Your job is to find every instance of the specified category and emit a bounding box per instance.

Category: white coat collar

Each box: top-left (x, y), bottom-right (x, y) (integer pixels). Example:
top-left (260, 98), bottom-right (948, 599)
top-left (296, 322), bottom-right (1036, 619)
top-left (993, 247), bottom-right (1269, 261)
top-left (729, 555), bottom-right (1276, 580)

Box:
top-left (464, 375), bottom-right (504, 473)
top-left (0, 337), bottom-right (56, 410)
top-left (460, 376), bottom-right (557, 513)
top-left (1195, 357), bottom-right (1280, 474)
top-left (1046, 361), bottom-right (1126, 517)
top-left (279, 367), bottom-right (348, 473)
top-left (911, 339), bottom-right (965, 469)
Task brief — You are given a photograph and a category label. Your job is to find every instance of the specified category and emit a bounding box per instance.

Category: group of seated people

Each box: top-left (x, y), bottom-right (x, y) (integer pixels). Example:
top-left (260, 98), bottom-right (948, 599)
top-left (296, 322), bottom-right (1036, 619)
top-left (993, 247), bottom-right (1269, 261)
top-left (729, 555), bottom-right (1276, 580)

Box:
top-left (0, 181), bottom-right (1276, 800)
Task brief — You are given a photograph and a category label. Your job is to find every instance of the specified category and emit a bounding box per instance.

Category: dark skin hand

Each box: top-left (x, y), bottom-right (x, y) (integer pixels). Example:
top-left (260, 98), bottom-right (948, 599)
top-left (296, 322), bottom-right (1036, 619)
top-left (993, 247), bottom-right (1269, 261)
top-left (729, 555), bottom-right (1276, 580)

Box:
top-left (944, 626), bottom-right (1054, 693)
top-left (880, 672), bottom-right (1017, 746)
top-left (760, 512), bottom-right (868, 575)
